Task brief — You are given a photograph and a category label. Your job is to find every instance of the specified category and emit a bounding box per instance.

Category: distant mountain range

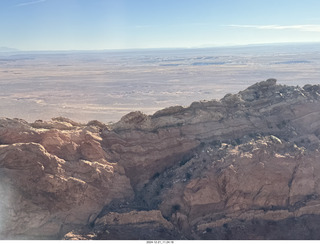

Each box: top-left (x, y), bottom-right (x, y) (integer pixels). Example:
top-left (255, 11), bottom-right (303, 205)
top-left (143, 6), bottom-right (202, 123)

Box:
top-left (0, 47), bottom-right (19, 52)
top-left (0, 42), bottom-right (319, 54)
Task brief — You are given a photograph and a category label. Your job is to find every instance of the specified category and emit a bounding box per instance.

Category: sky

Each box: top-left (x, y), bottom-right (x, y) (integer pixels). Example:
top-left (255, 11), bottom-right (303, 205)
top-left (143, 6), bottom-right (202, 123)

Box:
top-left (1, 0), bottom-right (320, 51)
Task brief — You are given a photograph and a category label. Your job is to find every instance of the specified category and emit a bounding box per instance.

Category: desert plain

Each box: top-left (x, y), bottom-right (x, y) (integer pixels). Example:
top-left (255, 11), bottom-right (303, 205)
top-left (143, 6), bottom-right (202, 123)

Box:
top-left (0, 43), bottom-right (320, 123)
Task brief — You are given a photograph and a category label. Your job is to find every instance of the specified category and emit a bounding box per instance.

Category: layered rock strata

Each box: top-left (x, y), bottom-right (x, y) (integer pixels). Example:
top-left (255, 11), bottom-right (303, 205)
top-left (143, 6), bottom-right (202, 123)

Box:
top-left (0, 118), bottom-right (134, 239)
top-left (1, 79), bottom-right (320, 239)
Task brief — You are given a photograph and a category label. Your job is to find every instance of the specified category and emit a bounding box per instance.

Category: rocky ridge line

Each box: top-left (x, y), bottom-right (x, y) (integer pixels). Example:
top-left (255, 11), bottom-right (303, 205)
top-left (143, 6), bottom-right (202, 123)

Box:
top-left (1, 79), bottom-right (320, 239)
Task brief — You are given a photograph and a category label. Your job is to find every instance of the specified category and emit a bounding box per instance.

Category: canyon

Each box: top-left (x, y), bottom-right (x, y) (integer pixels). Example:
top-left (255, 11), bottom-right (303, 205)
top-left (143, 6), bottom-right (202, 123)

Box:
top-left (1, 79), bottom-right (320, 239)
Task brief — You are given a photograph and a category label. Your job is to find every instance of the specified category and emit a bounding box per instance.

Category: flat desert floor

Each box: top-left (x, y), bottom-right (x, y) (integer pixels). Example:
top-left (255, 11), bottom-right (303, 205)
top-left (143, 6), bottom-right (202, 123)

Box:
top-left (1, 43), bottom-right (320, 123)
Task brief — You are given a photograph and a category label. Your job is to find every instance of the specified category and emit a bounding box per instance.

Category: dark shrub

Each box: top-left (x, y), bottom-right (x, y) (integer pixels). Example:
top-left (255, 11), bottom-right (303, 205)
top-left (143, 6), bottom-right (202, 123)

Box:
top-left (172, 204), bottom-right (181, 213)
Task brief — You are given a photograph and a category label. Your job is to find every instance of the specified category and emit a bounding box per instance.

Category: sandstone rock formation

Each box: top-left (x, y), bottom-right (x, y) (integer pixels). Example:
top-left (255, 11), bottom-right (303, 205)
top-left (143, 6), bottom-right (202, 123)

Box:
top-left (1, 79), bottom-right (320, 239)
top-left (0, 118), bottom-right (133, 239)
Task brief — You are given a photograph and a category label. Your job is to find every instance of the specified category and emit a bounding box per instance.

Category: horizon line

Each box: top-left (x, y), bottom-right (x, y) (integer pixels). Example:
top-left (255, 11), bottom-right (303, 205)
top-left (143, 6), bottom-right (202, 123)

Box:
top-left (1, 41), bottom-right (320, 53)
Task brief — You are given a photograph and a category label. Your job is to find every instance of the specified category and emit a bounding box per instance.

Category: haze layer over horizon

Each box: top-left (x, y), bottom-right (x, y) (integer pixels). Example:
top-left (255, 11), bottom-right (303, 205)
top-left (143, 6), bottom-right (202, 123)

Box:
top-left (1, 0), bottom-right (320, 51)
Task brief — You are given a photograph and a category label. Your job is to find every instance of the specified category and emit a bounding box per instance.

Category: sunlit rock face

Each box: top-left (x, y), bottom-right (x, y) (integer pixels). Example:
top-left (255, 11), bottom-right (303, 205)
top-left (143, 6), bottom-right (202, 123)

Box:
top-left (0, 118), bottom-right (134, 239)
top-left (2, 79), bottom-right (320, 240)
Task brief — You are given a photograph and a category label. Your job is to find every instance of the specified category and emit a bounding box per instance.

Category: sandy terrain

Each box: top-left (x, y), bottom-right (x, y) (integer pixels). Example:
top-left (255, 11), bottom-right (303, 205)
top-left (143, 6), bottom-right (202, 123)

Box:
top-left (0, 43), bottom-right (319, 123)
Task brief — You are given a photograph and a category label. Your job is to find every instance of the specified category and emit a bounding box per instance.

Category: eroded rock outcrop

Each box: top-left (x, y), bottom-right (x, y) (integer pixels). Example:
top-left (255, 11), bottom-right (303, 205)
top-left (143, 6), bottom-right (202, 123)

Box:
top-left (1, 79), bottom-right (320, 239)
top-left (0, 119), bottom-right (133, 239)
top-left (104, 79), bottom-right (320, 190)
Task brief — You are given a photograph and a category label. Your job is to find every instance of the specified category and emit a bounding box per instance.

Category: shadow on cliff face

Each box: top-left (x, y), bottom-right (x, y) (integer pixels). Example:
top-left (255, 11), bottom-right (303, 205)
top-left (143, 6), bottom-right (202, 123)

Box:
top-left (0, 182), bottom-right (12, 239)
top-left (200, 215), bottom-right (320, 240)
top-left (56, 80), bottom-right (320, 240)
top-left (0, 184), bottom-right (6, 239)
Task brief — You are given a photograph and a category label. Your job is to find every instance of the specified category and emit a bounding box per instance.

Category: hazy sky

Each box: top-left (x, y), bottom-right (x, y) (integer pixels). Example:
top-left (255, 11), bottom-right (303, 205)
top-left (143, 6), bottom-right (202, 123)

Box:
top-left (1, 0), bottom-right (320, 50)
